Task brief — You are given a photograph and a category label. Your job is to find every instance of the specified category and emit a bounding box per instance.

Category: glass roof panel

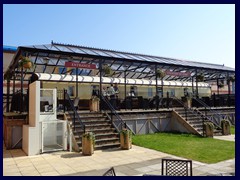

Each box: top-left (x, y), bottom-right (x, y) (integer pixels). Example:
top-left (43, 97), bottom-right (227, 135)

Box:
top-left (103, 51), bottom-right (125, 59)
top-left (32, 45), bottom-right (48, 50)
top-left (132, 54), bottom-right (151, 61)
top-left (90, 49), bottom-right (112, 57)
top-left (53, 45), bottom-right (74, 53)
top-left (44, 44), bottom-right (61, 51)
top-left (78, 47), bottom-right (100, 56)
top-left (113, 52), bottom-right (133, 59)
top-left (67, 46), bottom-right (89, 54)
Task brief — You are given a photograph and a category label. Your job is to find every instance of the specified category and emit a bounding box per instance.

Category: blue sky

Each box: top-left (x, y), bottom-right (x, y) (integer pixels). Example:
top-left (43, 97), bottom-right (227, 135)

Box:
top-left (3, 4), bottom-right (235, 68)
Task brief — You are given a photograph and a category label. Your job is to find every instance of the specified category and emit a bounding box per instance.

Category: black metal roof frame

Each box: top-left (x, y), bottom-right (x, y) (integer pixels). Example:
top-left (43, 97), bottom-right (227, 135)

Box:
top-left (4, 41), bottom-right (235, 82)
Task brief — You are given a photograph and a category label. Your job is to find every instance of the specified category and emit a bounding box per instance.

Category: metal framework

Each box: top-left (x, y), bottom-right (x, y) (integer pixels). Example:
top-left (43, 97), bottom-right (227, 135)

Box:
top-left (3, 41), bottom-right (235, 112)
top-left (4, 41), bottom-right (234, 82)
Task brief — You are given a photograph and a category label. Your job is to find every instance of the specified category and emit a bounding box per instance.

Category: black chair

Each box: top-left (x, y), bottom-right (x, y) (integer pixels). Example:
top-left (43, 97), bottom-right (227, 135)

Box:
top-left (161, 158), bottom-right (192, 176)
top-left (102, 167), bottom-right (116, 176)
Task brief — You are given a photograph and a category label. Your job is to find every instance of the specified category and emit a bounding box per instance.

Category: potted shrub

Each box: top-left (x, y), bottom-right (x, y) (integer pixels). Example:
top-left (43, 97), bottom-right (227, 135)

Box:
top-left (82, 132), bottom-right (95, 156)
top-left (203, 122), bottom-right (214, 137)
top-left (103, 64), bottom-right (113, 77)
top-left (156, 69), bottom-right (166, 78)
top-left (120, 129), bottom-right (132, 150)
top-left (218, 83), bottom-right (224, 89)
top-left (196, 74), bottom-right (204, 82)
top-left (227, 76), bottom-right (235, 84)
top-left (19, 56), bottom-right (34, 69)
top-left (221, 119), bottom-right (231, 135)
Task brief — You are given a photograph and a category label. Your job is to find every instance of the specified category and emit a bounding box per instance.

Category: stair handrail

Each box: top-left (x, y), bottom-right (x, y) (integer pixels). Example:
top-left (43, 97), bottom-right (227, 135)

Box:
top-left (100, 94), bottom-right (135, 135)
top-left (192, 97), bottom-right (223, 127)
top-left (172, 96), bottom-right (221, 135)
top-left (64, 90), bottom-right (85, 133)
top-left (173, 96), bottom-right (221, 128)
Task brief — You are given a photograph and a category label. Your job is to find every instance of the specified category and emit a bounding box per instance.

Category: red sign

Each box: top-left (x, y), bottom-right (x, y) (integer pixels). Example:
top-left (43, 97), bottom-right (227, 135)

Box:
top-left (65, 62), bottom-right (96, 69)
top-left (165, 70), bottom-right (191, 77)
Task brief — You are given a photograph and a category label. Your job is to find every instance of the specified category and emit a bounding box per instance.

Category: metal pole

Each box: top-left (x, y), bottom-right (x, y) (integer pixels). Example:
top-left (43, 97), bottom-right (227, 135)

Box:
top-left (192, 76), bottom-right (194, 96)
top-left (6, 78), bottom-right (10, 112)
top-left (63, 89), bottom-right (66, 113)
top-left (195, 69), bottom-right (199, 98)
top-left (124, 70), bottom-right (127, 110)
top-left (20, 66), bottom-right (23, 113)
top-left (155, 65), bottom-right (158, 96)
top-left (227, 72), bottom-right (230, 106)
top-left (99, 60), bottom-right (102, 111)
top-left (76, 68), bottom-right (78, 97)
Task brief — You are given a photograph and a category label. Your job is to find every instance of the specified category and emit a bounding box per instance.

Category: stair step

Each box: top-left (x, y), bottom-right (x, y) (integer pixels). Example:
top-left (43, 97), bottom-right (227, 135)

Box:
top-left (95, 137), bottom-right (119, 143)
top-left (94, 142), bottom-right (120, 150)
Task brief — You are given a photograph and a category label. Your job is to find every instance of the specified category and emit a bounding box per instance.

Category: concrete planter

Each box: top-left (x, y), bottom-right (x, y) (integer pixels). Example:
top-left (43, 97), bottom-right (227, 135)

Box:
top-left (221, 120), bottom-right (231, 135)
top-left (82, 132), bottom-right (95, 156)
top-left (204, 122), bottom-right (214, 137)
top-left (89, 99), bottom-right (99, 112)
top-left (120, 129), bottom-right (132, 150)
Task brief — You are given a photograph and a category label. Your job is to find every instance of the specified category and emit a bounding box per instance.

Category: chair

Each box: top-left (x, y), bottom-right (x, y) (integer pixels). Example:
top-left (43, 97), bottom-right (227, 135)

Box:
top-left (161, 158), bottom-right (192, 176)
top-left (102, 167), bottom-right (116, 176)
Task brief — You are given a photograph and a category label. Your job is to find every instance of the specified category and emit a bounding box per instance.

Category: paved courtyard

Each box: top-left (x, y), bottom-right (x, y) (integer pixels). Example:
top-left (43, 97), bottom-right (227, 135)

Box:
top-left (3, 138), bottom-right (235, 176)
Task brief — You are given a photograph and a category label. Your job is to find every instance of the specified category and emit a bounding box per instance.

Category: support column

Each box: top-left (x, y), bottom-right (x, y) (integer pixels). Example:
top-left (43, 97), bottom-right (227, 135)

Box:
top-left (76, 68), bottom-right (78, 97)
top-left (20, 66), bottom-right (23, 113)
top-left (192, 76), bottom-right (194, 96)
top-left (99, 60), bottom-right (103, 111)
top-left (6, 78), bottom-right (10, 112)
top-left (124, 70), bottom-right (127, 110)
top-left (227, 72), bottom-right (230, 106)
top-left (195, 69), bottom-right (199, 98)
top-left (155, 65), bottom-right (158, 96)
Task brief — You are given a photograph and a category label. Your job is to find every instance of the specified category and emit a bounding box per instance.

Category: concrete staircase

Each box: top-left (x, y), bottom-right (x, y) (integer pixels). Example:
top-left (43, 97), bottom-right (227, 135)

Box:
top-left (173, 107), bottom-right (222, 136)
top-left (66, 111), bottom-right (120, 151)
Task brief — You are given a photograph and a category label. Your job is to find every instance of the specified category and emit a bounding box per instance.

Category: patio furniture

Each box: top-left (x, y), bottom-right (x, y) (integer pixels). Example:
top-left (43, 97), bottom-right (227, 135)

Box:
top-left (102, 167), bottom-right (116, 176)
top-left (161, 158), bottom-right (193, 176)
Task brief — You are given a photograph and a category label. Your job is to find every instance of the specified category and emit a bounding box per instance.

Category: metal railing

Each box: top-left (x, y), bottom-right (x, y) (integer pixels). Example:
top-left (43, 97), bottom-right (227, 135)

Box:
top-left (100, 94), bottom-right (135, 135)
top-left (172, 96), bottom-right (207, 136)
top-left (192, 97), bottom-right (223, 127)
top-left (64, 90), bottom-right (85, 133)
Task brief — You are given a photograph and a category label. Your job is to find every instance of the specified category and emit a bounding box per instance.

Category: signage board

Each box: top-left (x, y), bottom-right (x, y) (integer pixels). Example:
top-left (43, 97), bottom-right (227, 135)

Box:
top-left (65, 62), bottom-right (96, 69)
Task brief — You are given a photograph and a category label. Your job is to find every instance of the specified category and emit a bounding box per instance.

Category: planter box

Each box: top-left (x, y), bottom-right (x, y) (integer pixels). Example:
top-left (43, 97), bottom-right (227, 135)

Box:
top-left (82, 137), bottom-right (94, 156)
top-left (89, 100), bottom-right (99, 112)
top-left (204, 123), bottom-right (213, 137)
top-left (120, 131), bottom-right (132, 150)
top-left (221, 121), bottom-right (231, 135)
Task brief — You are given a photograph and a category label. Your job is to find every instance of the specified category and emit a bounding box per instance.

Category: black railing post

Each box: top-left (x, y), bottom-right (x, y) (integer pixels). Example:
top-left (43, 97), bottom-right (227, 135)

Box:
top-left (213, 93), bottom-right (216, 107)
top-left (185, 107), bottom-right (188, 121)
top-left (202, 116), bottom-right (205, 136)
top-left (73, 111), bottom-right (76, 131)
top-left (167, 92), bottom-right (169, 109)
top-left (63, 89), bottom-right (66, 113)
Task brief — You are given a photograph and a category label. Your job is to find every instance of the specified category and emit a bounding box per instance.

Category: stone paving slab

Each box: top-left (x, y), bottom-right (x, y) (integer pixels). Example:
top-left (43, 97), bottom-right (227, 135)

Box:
top-left (3, 144), bottom-right (235, 176)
